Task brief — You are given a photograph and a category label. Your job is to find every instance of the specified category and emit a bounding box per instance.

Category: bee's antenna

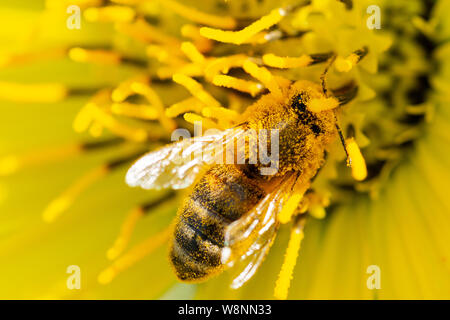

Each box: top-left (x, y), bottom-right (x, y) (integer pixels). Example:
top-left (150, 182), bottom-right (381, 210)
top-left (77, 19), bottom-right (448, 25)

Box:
top-left (334, 113), bottom-right (350, 165)
top-left (320, 54), bottom-right (337, 97)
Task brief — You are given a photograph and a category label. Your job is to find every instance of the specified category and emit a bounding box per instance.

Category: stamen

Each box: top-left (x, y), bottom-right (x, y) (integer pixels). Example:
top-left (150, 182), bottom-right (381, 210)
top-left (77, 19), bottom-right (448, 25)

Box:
top-left (42, 165), bottom-right (109, 222)
top-left (89, 122), bottom-right (103, 137)
top-left (84, 6), bottom-right (136, 23)
top-left (0, 82), bottom-right (67, 103)
top-left (278, 192), bottom-right (303, 224)
top-left (157, 0), bottom-right (236, 30)
top-left (181, 24), bottom-right (212, 53)
top-left (278, 176), bottom-right (310, 224)
top-left (262, 53), bottom-right (313, 68)
top-left (212, 75), bottom-right (262, 97)
top-left (146, 45), bottom-right (184, 65)
top-left (200, 7), bottom-right (287, 45)
top-left (157, 64), bottom-right (204, 80)
top-left (201, 106), bottom-right (240, 122)
top-left (90, 105), bottom-right (149, 141)
top-left (204, 54), bottom-right (248, 80)
top-left (0, 144), bottom-right (82, 176)
top-left (106, 191), bottom-right (176, 260)
top-left (73, 102), bottom-right (96, 133)
top-left (45, 0), bottom-right (102, 9)
top-left (183, 113), bottom-right (219, 129)
top-left (69, 48), bottom-right (121, 65)
top-left (130, 82), bottom-right (177, 132)
top-left (0, 48), bottom-right (66, 68)
top-left (98, 227), bottom-right (171, 284)
top-left (111, 102), bottom-right (159, 120)
top-left (309, 205), bottom-right (326, 219)
top-left (180, 42), bottom-right (205, 64)
top-left (172, 74), bottom-right (221, 108)
top-left (243, 60), bottom-right (283, 98)
top-left (274, 216), bottom-right (305, 300)
top-left (116, 19), bottom-right (180, 47)
top-left (345, 137), bottom-right (367, 181)
top-left (111, 76), bottom-right (148, 103)
top-left (165, 97), bottom-right (204, 118)
top-left (107, 207), bottom-right (144, 260)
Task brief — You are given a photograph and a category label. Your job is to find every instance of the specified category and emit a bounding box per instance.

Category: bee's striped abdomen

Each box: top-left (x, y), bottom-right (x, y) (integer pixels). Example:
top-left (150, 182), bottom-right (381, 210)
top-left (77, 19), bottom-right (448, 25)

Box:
top-left (170, 165), bottom-right (266, 281)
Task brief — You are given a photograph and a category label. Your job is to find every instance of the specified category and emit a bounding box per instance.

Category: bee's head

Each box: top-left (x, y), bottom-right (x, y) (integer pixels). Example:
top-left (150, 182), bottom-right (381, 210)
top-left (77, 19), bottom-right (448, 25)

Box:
top-left (289, 92), bottom-right (330, 139)
top-left (288, 80), bottom-right (358, 140)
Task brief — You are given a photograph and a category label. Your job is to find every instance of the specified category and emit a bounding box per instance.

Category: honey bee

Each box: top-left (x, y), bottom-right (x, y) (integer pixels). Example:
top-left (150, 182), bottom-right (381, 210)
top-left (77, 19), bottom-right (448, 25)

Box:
top-left (125, 77), bottom-right (358, 289)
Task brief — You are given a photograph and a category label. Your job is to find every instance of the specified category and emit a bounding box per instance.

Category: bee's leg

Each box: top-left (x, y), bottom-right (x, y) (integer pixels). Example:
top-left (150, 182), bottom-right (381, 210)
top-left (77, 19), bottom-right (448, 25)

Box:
top-left (274, 214), bottom-right (307, 300)
top-left (42, 149), bottom-right (147, 223)
top-left (320, 54), bottom-right (338, 97)
top-left (106, 191), bottom-right (176, 260)
top-left (98, 226), bottom-right (172, 285)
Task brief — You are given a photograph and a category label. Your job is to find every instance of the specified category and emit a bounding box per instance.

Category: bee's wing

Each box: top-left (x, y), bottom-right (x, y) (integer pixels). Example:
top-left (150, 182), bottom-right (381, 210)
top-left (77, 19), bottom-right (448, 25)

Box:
top-left (125, 126), bottom-right (247, 190)
top-left (222, 173), bottom-right (299, 289)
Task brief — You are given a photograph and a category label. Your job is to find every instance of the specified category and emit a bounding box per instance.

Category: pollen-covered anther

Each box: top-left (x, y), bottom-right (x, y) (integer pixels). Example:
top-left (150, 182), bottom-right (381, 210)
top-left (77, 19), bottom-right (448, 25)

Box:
top-left (69, 48), bottom-right (121, 65)
top-left (181, 42), bottom-right (206, 64)
top-left (200, 7), bottom-right (287, 45)
top-left (90, 104), bottom-right (149, 141)
top-left (204, 54), bottom-right (249, 80)
top-left (130, 82), bottom-right (177, 132)
top-left (46, 0), bottom-right (102, 9)
top-left (146, 45), bottom-right (184, 65)
top-left (157, 0), bottom-right (236, 29)
top-left (183, 113), bottom-right (220, 129)
top-left (116, 19), bottom-right (180, 48)
top-left (84, 5), bottom-right (136, 23)
top-left (263, 53), bottom-right (313, 69)
top-left (111, 102), bottom-right (159, 120)
top-left (202, 106), bottom-right (240, 122)
top-left (172, 73), bottom-right (221, 108)
top-left (345, 137), bottom-right (368, 181)
top-left (181, 24), bottom-right (213, 53)
top-left (212, 74), bottom-right (262, 97)
top-left (242, 61), bottom-right (284, 98)
top-left (335, 47), bottom-right (369, 73)
top-left (165, 97), bottom-right (204, 118)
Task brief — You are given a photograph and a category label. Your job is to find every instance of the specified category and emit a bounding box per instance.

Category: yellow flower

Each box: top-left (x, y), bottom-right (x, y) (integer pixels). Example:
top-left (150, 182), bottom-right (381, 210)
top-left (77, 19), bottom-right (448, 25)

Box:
top-left (0, 0), bottom-right (448, 299)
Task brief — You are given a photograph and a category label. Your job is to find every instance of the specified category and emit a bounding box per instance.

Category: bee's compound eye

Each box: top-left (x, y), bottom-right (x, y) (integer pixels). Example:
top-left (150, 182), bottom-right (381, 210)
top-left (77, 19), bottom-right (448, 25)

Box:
top-left (311, 123), bottom-right (322, 135)
top-left (291, 94), bottom-right (307, 114)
